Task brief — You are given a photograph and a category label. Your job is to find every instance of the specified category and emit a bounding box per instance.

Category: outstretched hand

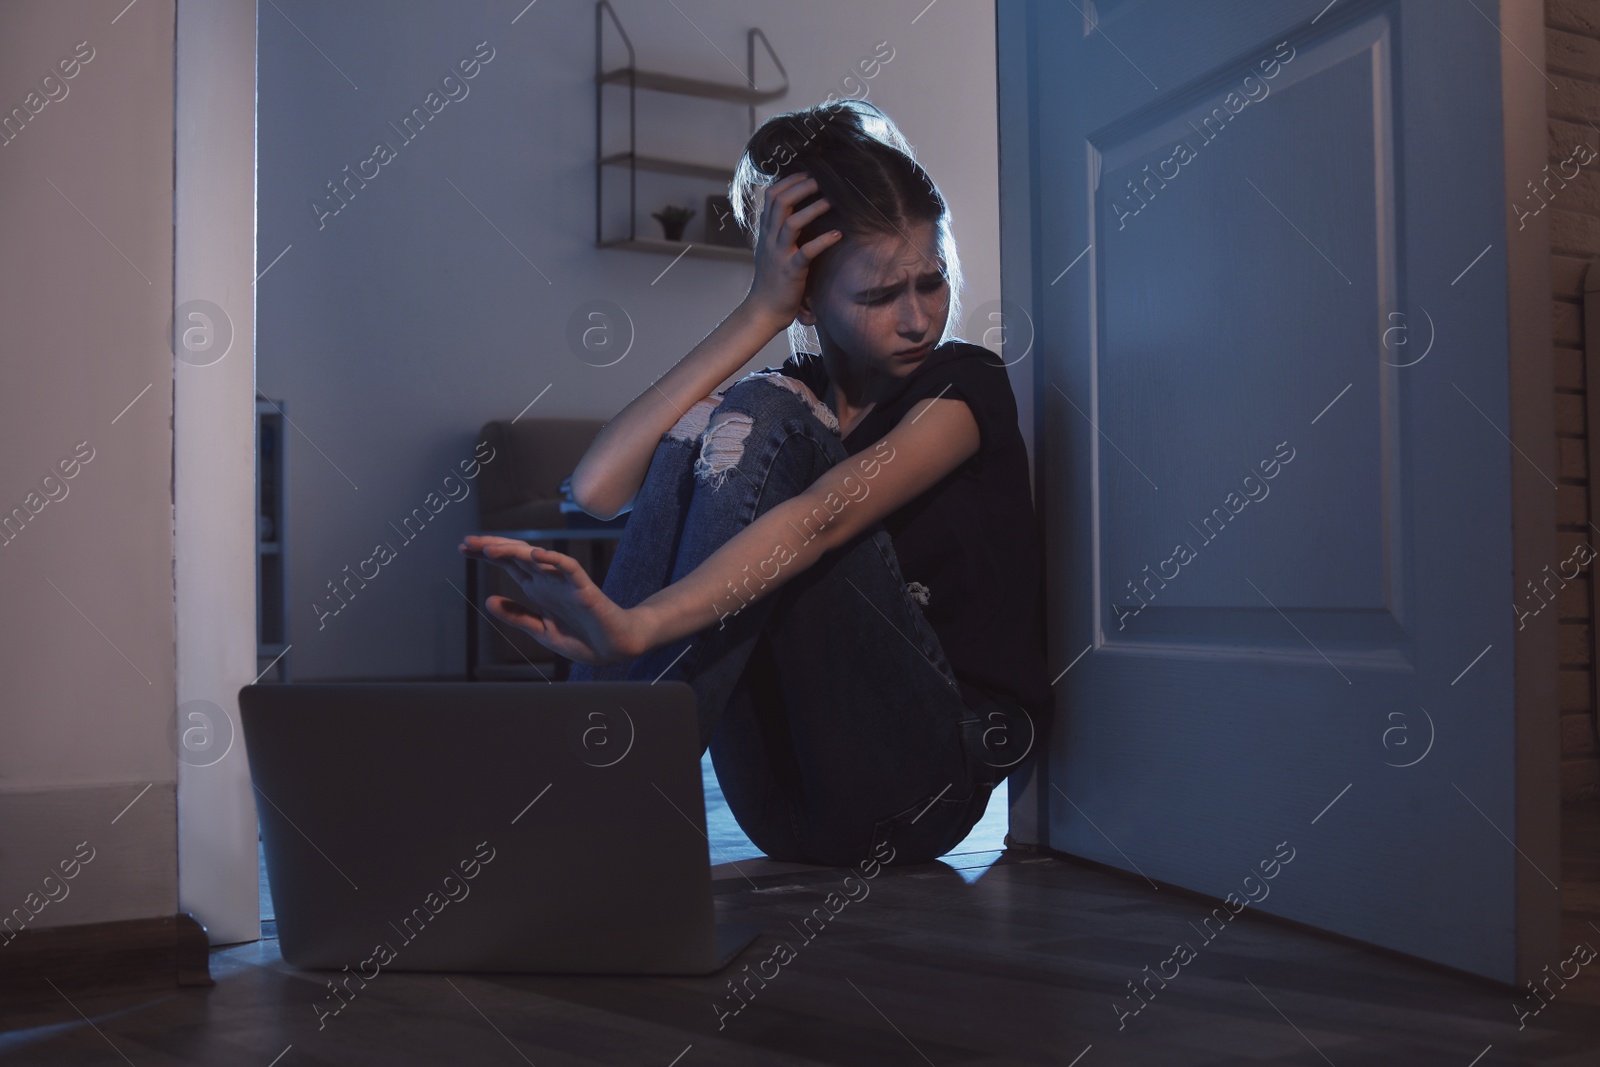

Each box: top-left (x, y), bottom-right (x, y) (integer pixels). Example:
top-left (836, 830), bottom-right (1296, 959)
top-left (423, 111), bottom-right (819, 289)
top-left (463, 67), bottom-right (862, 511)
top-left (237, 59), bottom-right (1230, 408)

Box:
top-left (458, 536), bottom-right (651, 666)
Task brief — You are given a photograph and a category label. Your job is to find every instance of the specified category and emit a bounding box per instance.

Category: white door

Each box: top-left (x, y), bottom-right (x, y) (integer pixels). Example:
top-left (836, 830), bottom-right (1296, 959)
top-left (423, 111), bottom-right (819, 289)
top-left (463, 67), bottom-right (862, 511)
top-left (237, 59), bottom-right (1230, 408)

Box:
top-left (997, 0), bottom-right (1560, 984)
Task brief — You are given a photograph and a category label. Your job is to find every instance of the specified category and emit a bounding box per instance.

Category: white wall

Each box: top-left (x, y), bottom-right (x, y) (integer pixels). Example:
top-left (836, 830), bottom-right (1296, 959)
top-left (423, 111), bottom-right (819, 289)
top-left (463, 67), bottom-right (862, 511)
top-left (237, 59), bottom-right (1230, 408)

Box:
top-left (0, 0), bottom-right (178, 929)
top-left (257, 0), bottom-right (1005, 680)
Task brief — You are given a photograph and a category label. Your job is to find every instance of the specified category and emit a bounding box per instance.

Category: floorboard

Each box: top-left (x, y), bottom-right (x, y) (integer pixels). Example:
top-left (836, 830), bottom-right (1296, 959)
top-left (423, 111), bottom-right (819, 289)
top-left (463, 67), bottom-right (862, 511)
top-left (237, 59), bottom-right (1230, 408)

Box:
top-left (4, 801), bottom-right (1597, 1065)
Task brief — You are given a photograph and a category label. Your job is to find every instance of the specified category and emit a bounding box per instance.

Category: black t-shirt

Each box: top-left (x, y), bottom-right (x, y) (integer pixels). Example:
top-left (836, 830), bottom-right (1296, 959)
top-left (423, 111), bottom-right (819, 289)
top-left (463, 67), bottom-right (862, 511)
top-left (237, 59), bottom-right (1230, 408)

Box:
top-left (770, 339), bottom-right (1054, 729)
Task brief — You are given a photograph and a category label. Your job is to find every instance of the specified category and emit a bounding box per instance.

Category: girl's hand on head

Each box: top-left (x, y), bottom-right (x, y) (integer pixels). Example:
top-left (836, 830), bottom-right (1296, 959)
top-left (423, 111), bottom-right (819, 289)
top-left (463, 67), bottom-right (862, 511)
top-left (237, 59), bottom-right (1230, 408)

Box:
top-left (743, 171), bottom-right (844, 328)
top-left (458, 535), bottom-right (652, 665)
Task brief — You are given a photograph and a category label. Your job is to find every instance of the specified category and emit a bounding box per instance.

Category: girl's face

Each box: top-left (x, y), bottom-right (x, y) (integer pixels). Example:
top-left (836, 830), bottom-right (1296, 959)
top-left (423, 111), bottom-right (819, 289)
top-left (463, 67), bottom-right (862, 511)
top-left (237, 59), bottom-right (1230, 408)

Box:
top-left (796, 218), bottom-right (950, 383)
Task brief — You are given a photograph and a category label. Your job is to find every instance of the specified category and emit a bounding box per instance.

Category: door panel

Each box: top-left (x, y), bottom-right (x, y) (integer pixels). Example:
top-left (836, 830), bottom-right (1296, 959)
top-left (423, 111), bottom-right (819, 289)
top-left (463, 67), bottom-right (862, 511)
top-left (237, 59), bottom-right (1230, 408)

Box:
top-left (998, 0), bottom-right (1560, 983)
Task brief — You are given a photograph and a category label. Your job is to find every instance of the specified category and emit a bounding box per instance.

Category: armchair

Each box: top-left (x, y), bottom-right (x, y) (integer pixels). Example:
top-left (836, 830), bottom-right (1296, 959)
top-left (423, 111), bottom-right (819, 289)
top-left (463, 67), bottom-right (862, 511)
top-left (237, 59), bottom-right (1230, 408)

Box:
top-left (467, 417), bottom-right (627, 679)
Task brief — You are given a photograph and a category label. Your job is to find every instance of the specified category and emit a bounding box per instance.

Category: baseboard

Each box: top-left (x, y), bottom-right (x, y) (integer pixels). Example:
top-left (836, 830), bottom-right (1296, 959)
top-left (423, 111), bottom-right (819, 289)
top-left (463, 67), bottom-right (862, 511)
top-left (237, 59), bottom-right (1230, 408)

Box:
top-left (0, 913), bottom-right (212, 1005)
top-left (1001, 831), bottom-right (1047, 853)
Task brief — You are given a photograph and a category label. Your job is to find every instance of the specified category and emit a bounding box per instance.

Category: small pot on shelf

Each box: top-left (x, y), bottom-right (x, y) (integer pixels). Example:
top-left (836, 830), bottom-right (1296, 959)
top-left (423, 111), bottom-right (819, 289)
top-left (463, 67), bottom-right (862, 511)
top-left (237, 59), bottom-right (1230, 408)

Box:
top-left (651, 205), bottom-right (696, 242)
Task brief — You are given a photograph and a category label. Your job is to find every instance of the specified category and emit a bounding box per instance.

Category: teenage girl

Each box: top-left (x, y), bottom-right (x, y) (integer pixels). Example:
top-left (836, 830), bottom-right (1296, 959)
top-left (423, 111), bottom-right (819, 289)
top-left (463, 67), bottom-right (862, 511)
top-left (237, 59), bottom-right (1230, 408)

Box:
top-left (461, 100), bottom-right (1051, 867)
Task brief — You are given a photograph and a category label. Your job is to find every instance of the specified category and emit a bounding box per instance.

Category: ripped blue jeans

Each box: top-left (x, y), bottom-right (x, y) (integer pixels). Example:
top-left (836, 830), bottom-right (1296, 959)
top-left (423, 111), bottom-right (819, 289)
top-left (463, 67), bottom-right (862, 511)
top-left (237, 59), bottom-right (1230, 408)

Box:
top-left (567, 370), bottom-right (1011, 866)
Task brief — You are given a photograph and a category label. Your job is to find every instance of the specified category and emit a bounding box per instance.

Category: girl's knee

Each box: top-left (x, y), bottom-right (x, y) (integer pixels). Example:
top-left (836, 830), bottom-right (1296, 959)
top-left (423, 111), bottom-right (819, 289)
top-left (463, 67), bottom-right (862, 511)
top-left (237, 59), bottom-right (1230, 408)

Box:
top-left (693, 372), bottom-right (840, 488)
top-left (664, 392), bottom-right (723, 444)
top-left (719, 370), bottom-right (840, 436)
top-left (694, 409), bottom-right (756, 488)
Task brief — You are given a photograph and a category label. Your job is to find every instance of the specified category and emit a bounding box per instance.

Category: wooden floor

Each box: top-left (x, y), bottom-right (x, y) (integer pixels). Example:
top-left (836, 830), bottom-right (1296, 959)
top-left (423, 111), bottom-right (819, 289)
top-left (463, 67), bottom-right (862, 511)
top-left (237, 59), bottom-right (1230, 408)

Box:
top-left (4, 802), bottom-right (1599, 1065)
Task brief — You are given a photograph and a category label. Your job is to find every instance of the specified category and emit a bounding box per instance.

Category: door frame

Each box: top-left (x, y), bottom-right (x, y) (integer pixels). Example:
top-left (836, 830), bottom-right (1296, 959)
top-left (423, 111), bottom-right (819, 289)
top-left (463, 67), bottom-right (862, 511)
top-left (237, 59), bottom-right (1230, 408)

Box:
top-left (174, 0), bottom-right (261, 945)
top-left (1500, 0), bottom-right (1562, 987)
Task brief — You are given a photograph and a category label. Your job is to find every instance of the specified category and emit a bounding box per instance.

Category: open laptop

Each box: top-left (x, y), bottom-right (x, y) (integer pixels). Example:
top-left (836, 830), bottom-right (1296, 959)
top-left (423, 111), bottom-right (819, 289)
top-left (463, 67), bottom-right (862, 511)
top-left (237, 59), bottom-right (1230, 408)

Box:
top-left (237, 680), bottom-right (760, 975)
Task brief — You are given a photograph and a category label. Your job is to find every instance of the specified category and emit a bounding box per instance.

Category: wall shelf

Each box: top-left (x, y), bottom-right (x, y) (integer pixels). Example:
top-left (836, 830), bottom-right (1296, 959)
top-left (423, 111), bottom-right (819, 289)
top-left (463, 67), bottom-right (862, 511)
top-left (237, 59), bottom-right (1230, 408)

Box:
top-left (597, 237), bottom-right (751, 262)
top-left (596, 66), bottom-right (787, 106)
top-left (599, 151), bottom-right (734, 183)
top-left (594, 0), bottom-right (786, 253)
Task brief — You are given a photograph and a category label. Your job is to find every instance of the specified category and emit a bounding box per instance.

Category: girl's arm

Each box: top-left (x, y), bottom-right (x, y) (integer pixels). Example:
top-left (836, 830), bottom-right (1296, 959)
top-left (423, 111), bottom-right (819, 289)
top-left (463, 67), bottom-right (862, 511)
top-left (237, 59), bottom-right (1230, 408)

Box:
top-left (567, 301), bottom-right (788, 521)
top-left (568, 172), bottom-right (844, 521)
top-left (465, 394), bottom-right (979, 665)
top-left (630, 394), bottom-right (980, 651)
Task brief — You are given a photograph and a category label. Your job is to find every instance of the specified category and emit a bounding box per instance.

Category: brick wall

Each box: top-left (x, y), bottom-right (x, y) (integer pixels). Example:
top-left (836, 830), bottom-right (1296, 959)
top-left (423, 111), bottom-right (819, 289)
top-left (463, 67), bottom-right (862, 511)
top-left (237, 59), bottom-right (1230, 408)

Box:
top-left (1547, 0), bottom-right (1600, 802)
